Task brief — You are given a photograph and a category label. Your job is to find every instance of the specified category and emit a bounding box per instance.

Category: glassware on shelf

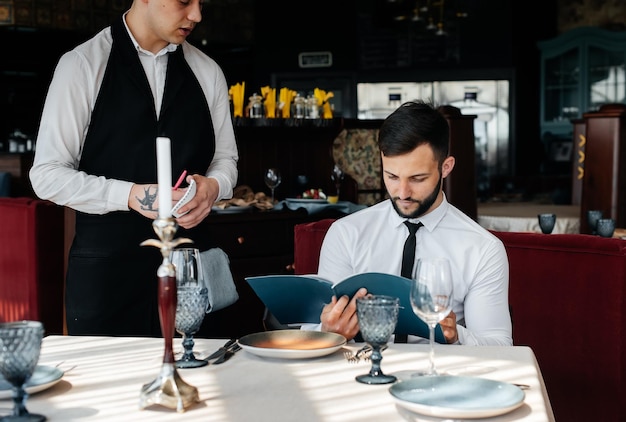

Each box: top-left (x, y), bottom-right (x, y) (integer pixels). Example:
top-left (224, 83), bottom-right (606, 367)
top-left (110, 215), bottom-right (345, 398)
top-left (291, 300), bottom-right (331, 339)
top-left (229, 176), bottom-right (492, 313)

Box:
top-left (331, 164), bottom-right (344, 199)
top-left (264, 168), bottom-right (282, 203)
top-left (248, 93), bottom-right (264, 118)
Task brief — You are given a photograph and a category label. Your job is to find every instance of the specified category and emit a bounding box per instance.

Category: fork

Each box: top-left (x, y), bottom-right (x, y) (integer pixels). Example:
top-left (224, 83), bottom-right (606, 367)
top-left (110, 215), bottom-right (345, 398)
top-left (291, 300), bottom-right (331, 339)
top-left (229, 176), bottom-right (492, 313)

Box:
top-left (344, 345), bottom-right (372, 363)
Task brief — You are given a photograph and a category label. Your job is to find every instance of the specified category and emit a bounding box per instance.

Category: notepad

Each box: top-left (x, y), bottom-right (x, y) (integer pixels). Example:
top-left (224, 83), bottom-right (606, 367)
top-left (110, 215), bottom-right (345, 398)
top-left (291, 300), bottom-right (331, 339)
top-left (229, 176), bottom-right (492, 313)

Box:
top-left (171, 178), bottom-right (196, 218)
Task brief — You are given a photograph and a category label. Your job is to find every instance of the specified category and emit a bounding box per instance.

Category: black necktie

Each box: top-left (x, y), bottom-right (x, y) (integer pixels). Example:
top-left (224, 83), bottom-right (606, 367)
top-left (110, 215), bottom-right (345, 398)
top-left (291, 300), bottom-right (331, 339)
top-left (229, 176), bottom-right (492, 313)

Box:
top-left (401, 221), bottom-right (423, 278)
top-left (397, 221), bottom-right (422, 343)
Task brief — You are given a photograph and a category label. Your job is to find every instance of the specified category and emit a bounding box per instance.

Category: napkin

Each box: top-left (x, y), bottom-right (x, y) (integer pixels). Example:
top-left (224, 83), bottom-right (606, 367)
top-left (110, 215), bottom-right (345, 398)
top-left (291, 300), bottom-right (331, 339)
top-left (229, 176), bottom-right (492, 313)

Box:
top-left (229, 82), bottom-right (245, 118)
top-left (314, 88), bottom-right (334, 119)
top-left (279, 88), bottom-right (297, 118)
top-left (200, 248), bottom-right (239, 312)
top-left (261, 86), bottom-right (277, 118)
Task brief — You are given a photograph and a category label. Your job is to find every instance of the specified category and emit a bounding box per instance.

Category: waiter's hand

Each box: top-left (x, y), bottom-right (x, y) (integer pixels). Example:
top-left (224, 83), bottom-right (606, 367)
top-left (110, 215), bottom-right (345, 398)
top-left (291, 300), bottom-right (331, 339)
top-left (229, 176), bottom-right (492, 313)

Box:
top-left (440, 310), bottom-right (459, 344)
top-left (320, 287), bottom-right (368, 340)
top-left (175, 175), bottom-right (218, 229)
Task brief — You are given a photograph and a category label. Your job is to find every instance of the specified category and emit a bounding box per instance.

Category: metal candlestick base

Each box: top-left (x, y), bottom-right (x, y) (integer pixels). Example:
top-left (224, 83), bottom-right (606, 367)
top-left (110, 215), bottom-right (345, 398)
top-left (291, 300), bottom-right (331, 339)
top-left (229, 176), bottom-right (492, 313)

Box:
top-left (139, 363), bottom-right (199, 412)
top-left (139, 217), bottom-right (198, 412)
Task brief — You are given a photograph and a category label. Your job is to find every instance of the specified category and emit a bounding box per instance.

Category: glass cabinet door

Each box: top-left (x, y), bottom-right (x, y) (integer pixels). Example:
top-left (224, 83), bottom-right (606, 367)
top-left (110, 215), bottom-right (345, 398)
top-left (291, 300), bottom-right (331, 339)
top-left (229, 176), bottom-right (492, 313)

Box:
top-left (587, 46), bottom-right (626, 111)
top-left (543, 47), bottom-right (580, 124)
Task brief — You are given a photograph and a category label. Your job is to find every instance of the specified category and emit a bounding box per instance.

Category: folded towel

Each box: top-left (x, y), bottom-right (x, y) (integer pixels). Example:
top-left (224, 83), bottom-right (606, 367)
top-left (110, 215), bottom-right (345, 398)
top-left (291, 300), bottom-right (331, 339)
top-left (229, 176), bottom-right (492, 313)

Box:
top-left (199, 248), bottom-right (239, 312)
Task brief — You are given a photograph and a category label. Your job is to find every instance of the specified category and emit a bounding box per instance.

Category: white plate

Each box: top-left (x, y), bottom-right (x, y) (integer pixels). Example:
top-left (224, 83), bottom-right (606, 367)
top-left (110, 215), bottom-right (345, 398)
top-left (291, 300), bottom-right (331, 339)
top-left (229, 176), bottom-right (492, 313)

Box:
top-left (238, 330), bottom-right (346, 359)
top-left (0, 365), bottom-right (64, 400)
top-left (286, 198), bottom-right (328, 204)
top-left (389, 375), bottom-right (525, 419)
top-left (212, 205), bottom-right (254, 214)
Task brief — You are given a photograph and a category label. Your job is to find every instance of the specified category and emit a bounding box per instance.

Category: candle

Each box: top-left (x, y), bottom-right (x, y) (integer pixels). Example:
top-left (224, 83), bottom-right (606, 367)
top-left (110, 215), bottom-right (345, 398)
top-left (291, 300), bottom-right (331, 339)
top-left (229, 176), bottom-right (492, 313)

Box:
top-left (156, 137), bottom-right (172, 218)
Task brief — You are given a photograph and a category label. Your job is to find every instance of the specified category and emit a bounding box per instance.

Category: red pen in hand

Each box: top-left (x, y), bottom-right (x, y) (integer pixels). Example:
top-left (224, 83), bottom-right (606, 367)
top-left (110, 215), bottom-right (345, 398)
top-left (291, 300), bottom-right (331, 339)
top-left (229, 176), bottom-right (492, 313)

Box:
top-left (173, 170), bottom-right (187, 190)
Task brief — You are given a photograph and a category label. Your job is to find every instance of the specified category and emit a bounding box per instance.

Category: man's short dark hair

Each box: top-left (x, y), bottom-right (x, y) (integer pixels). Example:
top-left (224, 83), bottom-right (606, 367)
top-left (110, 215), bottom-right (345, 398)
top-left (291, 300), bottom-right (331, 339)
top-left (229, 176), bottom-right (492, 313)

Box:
top-left (377, 100), bottom-right (450, 164)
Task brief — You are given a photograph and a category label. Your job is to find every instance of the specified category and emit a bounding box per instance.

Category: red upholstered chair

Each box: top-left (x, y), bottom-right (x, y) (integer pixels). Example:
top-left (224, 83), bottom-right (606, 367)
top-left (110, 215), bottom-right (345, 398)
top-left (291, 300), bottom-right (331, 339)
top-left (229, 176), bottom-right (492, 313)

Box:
top-left (293, 218), bottom-right (336, 275)
top-left (0, 197), bottom-right (65, 334)
top-left (492, 231), bottom-right (626, 422)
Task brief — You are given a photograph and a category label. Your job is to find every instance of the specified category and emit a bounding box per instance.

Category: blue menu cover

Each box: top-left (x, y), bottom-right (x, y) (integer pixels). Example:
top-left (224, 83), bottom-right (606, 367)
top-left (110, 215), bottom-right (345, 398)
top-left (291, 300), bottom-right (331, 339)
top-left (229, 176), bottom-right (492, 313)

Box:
top-left (245, 272), bottom-right (446, 343)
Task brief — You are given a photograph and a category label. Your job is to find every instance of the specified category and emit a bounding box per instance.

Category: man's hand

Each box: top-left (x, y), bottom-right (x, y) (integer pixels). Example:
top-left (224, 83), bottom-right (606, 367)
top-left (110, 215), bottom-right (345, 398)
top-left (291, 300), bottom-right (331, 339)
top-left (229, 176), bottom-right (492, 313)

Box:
top-left (174, 175), bottom-right (218, 229)
top-left (128, 175), bottom-right (218, 228)
top-left (320, 287), bottom-right (368, 340)
top-left (440, 310), bottom-right (459, 344)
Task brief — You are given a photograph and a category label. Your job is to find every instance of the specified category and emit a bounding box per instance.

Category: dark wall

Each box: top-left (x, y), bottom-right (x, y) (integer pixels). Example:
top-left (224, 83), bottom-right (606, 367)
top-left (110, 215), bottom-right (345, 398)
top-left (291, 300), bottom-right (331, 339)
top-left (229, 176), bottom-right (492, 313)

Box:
top-left (1, 0), bottom-right (560, 185)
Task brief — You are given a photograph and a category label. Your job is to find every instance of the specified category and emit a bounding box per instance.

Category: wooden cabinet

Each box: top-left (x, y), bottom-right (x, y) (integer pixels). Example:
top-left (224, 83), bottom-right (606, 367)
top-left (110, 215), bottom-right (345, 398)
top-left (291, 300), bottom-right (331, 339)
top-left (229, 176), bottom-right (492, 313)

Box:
top-left (579, 104), bottom-right (626, 234)
top-left (539, 27), bottom-right (626, 175)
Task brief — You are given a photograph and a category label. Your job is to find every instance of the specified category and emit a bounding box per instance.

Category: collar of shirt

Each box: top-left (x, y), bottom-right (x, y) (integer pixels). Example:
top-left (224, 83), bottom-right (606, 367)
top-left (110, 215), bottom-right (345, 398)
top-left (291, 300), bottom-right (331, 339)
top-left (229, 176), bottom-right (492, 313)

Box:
top-left (389, 193), bottom-right (449, 232)
top-left (122, 11), bottom-right (178, 57)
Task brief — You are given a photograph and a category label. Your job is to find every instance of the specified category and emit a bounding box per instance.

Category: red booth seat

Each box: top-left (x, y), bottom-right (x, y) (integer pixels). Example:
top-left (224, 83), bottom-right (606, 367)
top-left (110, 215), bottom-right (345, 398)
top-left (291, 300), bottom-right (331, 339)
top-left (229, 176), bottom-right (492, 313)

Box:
top-left (0, 197), bottom-right (65, 334)
top-left (293, 218), bottom-right (626, 422)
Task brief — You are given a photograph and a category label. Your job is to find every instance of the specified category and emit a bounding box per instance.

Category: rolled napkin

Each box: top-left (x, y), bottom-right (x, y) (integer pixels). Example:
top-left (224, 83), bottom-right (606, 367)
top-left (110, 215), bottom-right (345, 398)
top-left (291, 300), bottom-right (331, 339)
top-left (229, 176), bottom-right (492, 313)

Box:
top-left (279, 88), bottom-right (297, 118)
top-left (200, 248), bottom-right (239, 312)
top-left (229, 82), bottom-right (246, 118)
top-left (261, 86), bottom-right (276, 118)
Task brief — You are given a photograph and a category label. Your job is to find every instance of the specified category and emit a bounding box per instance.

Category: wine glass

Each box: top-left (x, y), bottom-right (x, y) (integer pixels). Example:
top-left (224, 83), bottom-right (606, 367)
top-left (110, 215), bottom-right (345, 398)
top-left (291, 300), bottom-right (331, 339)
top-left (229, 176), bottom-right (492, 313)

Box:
top-left (264, 168), bottom-right (282, 203)
top-left (355, 295), bottom-right (399, 385)
top-left (410, 257), bottom-right (453, 376)
top-left (171, 248), bottom-right (209, 369)
top-left (0, 320), bottom-right (46, 421)
top-left (331, 164), bottom-right (344, 199)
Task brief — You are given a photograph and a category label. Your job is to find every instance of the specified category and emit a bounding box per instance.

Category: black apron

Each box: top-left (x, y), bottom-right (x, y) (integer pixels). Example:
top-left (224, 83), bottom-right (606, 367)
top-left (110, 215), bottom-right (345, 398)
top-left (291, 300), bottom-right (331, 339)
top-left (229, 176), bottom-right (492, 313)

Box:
top-left (66, 17), bottom-right (217, 336)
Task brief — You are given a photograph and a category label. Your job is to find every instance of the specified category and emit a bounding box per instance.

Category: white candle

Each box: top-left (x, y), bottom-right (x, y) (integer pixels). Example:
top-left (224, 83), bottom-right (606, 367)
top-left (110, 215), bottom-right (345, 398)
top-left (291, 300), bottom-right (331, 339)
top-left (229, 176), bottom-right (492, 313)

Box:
top-left (156, 137), bottom-right (172, 218)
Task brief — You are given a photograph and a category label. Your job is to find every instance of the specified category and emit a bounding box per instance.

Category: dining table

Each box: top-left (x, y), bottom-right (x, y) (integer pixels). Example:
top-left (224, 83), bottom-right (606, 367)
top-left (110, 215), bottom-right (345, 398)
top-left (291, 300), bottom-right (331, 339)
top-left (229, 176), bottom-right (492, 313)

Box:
top-left (3, 335), bottom-right (555, 421)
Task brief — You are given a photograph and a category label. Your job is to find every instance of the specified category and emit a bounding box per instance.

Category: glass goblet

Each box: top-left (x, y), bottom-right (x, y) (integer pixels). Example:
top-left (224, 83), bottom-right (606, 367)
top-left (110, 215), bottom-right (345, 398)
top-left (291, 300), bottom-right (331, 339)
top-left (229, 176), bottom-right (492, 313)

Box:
top-left (331, 164), bottom-right (344, 199)
top-left (410, 257), bottom-right (453, 376)
top-left (171, 248), bottom-right (209, 369)
top-left (537, 213), bottom-right (556, 234)
top-left (0, 320), bottom-right (46, 422)
top-left (264, 168), bottom-right (282, 203)
top-left (587, 210), bottom-right (603, 235)
top-left (355, 295), bottom-right (399, 385)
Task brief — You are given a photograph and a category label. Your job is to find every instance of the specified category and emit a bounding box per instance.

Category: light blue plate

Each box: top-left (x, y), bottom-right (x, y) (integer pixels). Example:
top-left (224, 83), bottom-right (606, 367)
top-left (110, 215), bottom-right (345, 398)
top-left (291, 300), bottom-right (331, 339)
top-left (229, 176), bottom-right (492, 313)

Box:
top-left (389, 375), bottom-right (525, 418)
top-left (0, 365), bottom-right (64, 400)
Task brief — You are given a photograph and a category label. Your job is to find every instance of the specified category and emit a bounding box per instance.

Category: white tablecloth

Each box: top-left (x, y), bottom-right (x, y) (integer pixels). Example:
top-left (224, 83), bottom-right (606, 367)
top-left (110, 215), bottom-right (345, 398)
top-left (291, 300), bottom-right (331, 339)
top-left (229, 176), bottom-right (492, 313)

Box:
top-left (478, 203), bottom-right (580, 234)
top-left (5, 336), bottom-right (555, 421)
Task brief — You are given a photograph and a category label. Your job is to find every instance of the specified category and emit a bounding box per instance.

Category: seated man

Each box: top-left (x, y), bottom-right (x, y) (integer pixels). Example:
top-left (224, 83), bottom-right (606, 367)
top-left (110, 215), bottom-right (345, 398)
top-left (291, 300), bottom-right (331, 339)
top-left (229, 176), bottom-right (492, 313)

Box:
top-left (313, 100), bottom-right (512, 346)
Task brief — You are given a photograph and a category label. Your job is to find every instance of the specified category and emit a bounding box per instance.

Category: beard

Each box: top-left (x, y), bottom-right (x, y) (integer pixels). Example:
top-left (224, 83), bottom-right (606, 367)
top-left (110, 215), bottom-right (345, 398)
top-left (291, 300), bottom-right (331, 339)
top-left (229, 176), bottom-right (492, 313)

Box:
top-left (390, 177), bottom-right (442, 219)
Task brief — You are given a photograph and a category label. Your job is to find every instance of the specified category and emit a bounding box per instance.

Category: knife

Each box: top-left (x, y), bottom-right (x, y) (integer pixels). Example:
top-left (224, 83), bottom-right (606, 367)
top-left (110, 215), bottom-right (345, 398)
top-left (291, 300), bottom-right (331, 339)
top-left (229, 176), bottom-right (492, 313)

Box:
top-left (213, 344), bottom-right (242, 365)
top-left (206, 338), bottom-right (237, 361)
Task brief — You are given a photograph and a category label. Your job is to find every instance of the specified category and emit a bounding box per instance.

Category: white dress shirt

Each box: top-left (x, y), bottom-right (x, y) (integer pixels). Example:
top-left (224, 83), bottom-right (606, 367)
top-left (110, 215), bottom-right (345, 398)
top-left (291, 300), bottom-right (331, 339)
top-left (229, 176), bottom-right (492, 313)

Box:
top-left (317, 196), bottom-right (513, 346)
top-left (29, 15), bottom-right (238, 214)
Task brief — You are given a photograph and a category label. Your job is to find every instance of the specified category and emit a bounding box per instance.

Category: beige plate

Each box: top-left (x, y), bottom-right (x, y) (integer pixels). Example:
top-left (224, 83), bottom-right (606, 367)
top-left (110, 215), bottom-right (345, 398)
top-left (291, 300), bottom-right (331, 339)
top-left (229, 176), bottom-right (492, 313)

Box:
top-left (238, 330), bottom-right (346, 359)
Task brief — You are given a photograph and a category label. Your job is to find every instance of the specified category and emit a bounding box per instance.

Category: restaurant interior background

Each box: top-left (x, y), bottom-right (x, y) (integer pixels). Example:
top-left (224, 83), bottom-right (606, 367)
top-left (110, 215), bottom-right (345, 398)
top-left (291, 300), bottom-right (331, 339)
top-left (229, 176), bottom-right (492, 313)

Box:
top-left (1, 0), bottom-right (625, 204)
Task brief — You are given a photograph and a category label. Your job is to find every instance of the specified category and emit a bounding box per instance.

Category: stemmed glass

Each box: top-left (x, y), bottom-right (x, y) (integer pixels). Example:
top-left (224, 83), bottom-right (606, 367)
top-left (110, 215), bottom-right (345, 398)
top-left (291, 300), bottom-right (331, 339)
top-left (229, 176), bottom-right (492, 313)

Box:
top-left (171, 248), bottom-right (209, 369)
top-left (264, 168), bottom-right (282, 203)
top-left (331, 164), bottom-right (344, 199)
top-left (0, 320), bottom-right (46, 421)
top-left (355, 295), bottom-right (399, 385)
top-left (410, 257), bottom-right (453, 376)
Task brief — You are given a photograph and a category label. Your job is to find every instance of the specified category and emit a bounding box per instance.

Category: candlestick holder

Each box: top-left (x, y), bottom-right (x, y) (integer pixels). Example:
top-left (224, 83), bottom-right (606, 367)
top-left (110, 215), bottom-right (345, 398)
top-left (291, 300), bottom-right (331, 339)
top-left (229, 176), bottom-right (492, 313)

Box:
top-left (139, 217), bottom-right (198, 413)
